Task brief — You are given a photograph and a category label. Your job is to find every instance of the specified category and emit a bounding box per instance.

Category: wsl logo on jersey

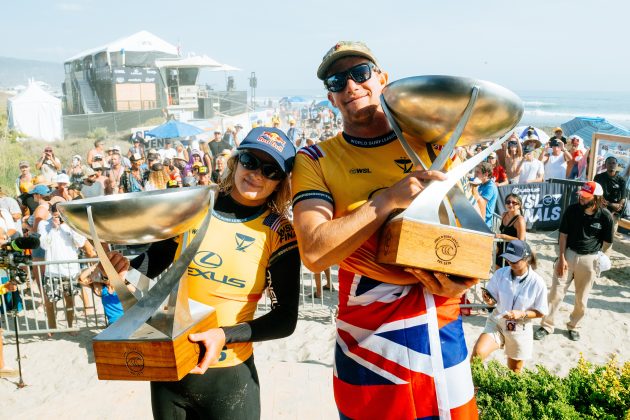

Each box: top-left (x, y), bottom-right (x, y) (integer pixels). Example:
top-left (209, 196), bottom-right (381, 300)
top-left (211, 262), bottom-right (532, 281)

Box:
top-left (235, 232), bottom-right (255, 252)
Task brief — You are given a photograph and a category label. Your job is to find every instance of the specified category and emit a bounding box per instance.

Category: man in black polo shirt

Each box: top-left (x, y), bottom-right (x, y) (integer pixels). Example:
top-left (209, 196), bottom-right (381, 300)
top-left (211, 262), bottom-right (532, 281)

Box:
top-left (594, 156), bottom-right (627, 237)
top-left (535, 181), bottom-right (613, 342)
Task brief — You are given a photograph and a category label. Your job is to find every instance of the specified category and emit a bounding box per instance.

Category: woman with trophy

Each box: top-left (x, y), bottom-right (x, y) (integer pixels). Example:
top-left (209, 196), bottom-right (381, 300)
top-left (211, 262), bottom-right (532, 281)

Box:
top-left (105, 127), bottom-right (299, 419)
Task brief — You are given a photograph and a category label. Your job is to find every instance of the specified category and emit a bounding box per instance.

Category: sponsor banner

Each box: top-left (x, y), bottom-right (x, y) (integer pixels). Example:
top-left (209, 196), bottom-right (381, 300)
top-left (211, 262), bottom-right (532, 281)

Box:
top-left (112, 67), bottom-right (159, 84)
top-left (496, 181), bottom-right (580, 231)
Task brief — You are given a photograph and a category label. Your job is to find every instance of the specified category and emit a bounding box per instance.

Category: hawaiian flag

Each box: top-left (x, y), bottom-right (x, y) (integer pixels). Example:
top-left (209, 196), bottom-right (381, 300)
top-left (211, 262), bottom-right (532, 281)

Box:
top-left (333, 269), bottom-right (478, 420)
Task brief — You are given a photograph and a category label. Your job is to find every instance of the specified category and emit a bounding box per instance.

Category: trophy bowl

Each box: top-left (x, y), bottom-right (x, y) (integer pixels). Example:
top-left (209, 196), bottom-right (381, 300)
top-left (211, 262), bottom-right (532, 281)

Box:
top-left (58, 186), bottom-right (218, 245)
top-left (381, 75), bottom-right (523, 146)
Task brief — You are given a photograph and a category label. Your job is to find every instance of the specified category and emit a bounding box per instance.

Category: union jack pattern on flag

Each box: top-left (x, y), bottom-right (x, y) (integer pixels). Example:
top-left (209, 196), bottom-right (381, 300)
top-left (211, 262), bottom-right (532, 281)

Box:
top-left (333, 269), bottom-right (478, 420)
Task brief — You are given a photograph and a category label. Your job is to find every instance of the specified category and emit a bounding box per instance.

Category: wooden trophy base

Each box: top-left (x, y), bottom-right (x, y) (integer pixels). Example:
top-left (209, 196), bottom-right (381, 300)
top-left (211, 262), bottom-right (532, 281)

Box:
top-left (377, 216), bottom-right (495, 280)
top-left (93, 313), bottom-right (217, 381)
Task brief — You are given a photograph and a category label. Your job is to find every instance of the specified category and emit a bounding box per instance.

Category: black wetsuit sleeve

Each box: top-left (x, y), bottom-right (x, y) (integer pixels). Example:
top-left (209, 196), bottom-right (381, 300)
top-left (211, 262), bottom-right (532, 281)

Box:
top-left (221, 246), bottom-right (301, 343)
top-left (129, 238), bottom-right (178, 278)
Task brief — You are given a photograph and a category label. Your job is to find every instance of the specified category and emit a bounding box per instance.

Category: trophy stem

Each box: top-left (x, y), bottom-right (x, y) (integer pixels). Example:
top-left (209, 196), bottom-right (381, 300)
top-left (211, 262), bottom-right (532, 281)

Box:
top-left (95, 203), bottom-right (213, 341)
top-left (86, 205), bottom-right (139, 311)
top-left (429, 86), bottom-right (479, 172)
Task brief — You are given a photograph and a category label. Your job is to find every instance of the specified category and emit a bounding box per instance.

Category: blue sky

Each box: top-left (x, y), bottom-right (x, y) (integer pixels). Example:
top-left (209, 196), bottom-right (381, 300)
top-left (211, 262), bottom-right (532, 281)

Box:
top-left (2, 0), bottom-right (629, 92)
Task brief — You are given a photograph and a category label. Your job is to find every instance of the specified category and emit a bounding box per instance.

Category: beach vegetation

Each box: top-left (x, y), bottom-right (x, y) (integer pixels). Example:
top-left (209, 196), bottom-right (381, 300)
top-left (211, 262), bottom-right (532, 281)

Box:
top-left (472, 355), bottom-right (630, 419)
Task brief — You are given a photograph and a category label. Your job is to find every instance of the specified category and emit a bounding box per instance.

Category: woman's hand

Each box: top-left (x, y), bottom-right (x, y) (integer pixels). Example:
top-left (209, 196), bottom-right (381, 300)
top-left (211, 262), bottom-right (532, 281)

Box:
top-left (97, 251), bottom-right (129, 281)
top-left (405, 268), bottom-right (478, 298)
top-left (188, 328), bottom-right (227, 374)
top-left (503, 310), bottom-right (526, 320)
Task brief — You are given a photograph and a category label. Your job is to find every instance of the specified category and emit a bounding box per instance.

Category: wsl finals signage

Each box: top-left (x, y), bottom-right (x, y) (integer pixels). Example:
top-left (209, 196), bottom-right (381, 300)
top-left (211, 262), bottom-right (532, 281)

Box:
top-left (496, 180), bottom-right (581, 230)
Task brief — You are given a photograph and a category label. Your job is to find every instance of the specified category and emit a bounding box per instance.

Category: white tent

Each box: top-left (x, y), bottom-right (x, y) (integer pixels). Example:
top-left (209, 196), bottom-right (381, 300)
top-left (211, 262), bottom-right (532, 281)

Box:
top-left (8, 81), bottom-right (63, 142)
top-left (66, 30), bottom-right (178, 62)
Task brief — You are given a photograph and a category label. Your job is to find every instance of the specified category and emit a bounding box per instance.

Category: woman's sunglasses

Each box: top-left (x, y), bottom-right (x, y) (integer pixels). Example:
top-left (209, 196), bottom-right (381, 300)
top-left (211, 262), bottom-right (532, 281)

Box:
top-left (238, 152), bottom-right (285, 180)
top-left (324, 63), bottom-right (377, 93)
top-left (505, 200), bottom-right (520, 206)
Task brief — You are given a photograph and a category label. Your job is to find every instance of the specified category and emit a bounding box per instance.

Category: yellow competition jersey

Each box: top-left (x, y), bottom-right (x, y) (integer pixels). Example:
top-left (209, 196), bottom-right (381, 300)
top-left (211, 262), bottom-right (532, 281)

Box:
top-left (185, 204), bottom-right (297, 367)
top-left (292, 131), bottom-right (455, 285)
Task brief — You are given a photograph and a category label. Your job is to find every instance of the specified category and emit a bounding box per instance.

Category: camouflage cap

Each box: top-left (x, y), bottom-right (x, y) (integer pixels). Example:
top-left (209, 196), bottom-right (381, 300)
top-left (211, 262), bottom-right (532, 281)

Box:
top-left (316, 41), bottom-right (379, 80)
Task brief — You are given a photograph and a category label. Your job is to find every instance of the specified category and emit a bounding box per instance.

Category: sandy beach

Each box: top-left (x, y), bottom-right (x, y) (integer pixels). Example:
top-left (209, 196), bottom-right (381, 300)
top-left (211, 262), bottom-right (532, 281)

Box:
top-left (2, 230), bottom-right (628, 419)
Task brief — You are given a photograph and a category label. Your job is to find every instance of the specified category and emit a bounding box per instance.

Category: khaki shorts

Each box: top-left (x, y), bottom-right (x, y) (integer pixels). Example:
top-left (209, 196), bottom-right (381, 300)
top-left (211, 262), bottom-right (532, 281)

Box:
top-left (483, 315), bottom-right (533, 361)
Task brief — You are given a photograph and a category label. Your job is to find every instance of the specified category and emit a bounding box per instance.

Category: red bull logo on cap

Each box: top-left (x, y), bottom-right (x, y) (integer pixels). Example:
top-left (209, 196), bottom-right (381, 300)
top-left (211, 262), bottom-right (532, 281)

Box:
top-left (258, 131), bottom-right (286, 152)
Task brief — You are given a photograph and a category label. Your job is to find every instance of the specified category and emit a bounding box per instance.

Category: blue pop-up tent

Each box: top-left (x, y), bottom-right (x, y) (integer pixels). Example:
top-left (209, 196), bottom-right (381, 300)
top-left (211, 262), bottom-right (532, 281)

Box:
top-left (560, 117), bottom-right (630, 147)
top-left (146, 120), bottom-right (204, 139)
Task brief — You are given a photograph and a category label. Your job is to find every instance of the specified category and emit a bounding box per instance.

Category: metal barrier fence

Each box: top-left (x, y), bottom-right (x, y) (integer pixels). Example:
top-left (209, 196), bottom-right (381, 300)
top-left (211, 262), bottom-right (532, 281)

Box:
top-left (1, 258), bottom-right (108, 337)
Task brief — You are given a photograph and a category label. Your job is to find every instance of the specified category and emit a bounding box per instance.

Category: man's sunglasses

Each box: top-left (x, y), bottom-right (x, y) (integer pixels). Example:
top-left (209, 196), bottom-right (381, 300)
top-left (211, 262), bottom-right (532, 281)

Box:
top-left (238, 152), bottom-right (285, 180)
top-left (324, 63), bottom-right (377, 93)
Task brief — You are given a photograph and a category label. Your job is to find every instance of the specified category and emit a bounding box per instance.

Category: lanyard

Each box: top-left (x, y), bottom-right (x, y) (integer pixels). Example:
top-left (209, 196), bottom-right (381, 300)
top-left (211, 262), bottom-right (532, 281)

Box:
top-left (510, 269), bottom-right (530, 310)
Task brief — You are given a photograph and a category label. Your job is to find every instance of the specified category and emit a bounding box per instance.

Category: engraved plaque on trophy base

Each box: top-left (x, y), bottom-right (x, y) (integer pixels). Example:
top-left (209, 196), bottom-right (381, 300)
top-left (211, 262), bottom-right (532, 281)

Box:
top-left (377, 217), bottom-right (495, 280)
top-left (93, 311), bottom-right (217, 381)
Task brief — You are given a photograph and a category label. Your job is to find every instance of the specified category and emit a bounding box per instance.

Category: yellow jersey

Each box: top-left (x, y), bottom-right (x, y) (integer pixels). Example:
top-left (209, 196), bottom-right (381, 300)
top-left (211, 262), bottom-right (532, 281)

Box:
top-left (186, 204), bottom-right (298, 367)
top-left (292, 131), bottom-right (453, 285)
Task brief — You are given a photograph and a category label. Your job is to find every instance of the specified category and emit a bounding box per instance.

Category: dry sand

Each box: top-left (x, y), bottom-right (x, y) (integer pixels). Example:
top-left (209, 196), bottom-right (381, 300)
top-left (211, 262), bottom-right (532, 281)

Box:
top-left (1, 231), bottom-right (628, 419)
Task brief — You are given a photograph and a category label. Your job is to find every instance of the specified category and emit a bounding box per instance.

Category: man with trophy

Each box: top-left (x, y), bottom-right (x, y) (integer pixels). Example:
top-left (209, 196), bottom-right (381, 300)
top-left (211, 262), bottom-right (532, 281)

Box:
top-left (291, 41), bottom-right (482, 419)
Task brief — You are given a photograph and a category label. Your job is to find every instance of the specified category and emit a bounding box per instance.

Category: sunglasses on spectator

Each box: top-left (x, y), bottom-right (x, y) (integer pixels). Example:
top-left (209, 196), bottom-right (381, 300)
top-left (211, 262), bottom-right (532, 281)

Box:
top-left (324, 63), bottom-right (377, 93)
top-left (505, 200), bottom-right (520, 205)
top-left (238, 152), bottom-right (285, 180)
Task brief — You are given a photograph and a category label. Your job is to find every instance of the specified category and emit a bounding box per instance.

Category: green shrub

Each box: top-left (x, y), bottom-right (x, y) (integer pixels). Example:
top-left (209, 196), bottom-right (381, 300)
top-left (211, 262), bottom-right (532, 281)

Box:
top-left (86, 127), bottom-right (108, 140)
top-left (472, 355), bottom-right (630, 419)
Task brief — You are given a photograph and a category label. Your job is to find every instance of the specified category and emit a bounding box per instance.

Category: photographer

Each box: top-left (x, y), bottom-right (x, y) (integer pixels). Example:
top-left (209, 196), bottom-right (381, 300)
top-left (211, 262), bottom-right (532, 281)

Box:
top-left (471, 240), bottom-right (547, 373)
top-left (38, 205), bottom-right (95, 329)
top-left (35, 146), bottom-right (62, 184)
top-left (0, 280), bottom-right (19, 378)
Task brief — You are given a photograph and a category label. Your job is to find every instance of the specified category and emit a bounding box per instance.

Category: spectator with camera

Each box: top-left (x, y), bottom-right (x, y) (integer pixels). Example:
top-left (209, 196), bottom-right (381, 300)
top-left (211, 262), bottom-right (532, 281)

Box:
top-left (35, 146), bottom-right (62, 184)
top-left (470, 162), bottom-right (499, 228)
top-left (540, 138), bottom-right (571, 180)
top-left (87, 140), bottom-right (106, 167)
top-left (471, 240), bottom-right (547, 373)
top-left (38, 205), bottom-right (95, 330)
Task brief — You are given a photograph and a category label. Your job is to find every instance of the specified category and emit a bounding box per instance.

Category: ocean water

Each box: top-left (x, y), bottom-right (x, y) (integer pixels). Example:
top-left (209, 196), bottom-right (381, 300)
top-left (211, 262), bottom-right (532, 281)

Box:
top-left (257, 88), bottom-right (630, 130)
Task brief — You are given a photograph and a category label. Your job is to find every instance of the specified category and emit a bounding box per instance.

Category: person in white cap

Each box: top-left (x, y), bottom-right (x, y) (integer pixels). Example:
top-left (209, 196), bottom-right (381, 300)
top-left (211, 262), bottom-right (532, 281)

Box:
top-left (534, 181), bottom-right (613, 342)
top-left (66, 154), bottom-right (87, 185)
top-left (51, 173), bottom-right (71, 201)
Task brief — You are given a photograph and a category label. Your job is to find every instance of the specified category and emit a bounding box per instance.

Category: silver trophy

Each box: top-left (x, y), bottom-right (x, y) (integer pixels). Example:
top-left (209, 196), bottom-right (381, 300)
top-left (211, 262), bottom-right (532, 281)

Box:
top-left (58, 186), bottom-right (218, 381)
top-left (376, 76), bottom-right (523, 279)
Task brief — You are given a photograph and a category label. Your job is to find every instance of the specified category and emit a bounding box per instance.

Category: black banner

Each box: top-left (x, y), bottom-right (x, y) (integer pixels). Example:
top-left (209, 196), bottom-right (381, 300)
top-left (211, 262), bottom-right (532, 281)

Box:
top-left (496, 180), bottom-right (581, 231)
top-left (112, 67), bottom-right (159, 84)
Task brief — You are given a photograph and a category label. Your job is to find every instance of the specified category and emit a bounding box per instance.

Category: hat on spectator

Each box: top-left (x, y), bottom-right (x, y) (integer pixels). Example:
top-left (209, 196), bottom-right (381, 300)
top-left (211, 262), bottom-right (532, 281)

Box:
top-left (72, 154), bottom-right (82, 161)
top-left (130, 153), bottom-right (143, 162)
top-left (523, 135), bottom-right (542, 149)
top-left (18, 160), bottom-right (30, 168)
top-left (549, 139), bottom-right (561, 147)
top-left (553, 127), bottom-right (563, 133)
top-left (235, 123), bottom-right (243, 129)
top-left (579, 181), bottom-right (603, 199)
top-left (55, 173), bottom-right (70, 184)
top-left (92, 162), bottom-right (103, 170)
top-left (29, 184), bottom-right (51, 195)
top-left (317, 41), bottom-right (380, 80)
top-left (93, 153), bottom-right (103, 159)
top-left (500, 240), bottom-right (531, 263)
top-left (166, 180), bottom-right (179, 188)
top-left (83, 167), bottom-right (97, 178)
top-left (197, 166), bottom-right (209, 175)
top-left (488, 152), bottom-right (497, 158)
top-left (237, 127), bottom-right (296, 173)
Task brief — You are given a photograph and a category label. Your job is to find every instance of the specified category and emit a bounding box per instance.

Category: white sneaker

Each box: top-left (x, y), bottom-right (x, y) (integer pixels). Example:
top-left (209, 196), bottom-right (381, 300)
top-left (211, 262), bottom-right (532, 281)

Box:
top-left (0, 366), bottom-right (19, 378)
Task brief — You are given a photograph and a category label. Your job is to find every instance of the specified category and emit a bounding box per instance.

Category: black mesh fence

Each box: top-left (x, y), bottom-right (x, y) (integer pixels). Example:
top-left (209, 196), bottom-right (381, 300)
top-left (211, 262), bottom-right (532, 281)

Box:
top-left (63, 109), bottom-right (163, 137)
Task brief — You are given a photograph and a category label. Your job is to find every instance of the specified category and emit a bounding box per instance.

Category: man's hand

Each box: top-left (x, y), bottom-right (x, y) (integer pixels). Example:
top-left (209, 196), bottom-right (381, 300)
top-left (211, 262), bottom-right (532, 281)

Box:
top-left (188, 328), bottom-right (227, 374)
top-left (503, 310), bottom-right (526, 320)
top-left (381, 169), bottom-right (447, 211)
top-left (404, 268), bottom-right (478, 298)
top-left (555, 255), bottom-right (568, 277)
